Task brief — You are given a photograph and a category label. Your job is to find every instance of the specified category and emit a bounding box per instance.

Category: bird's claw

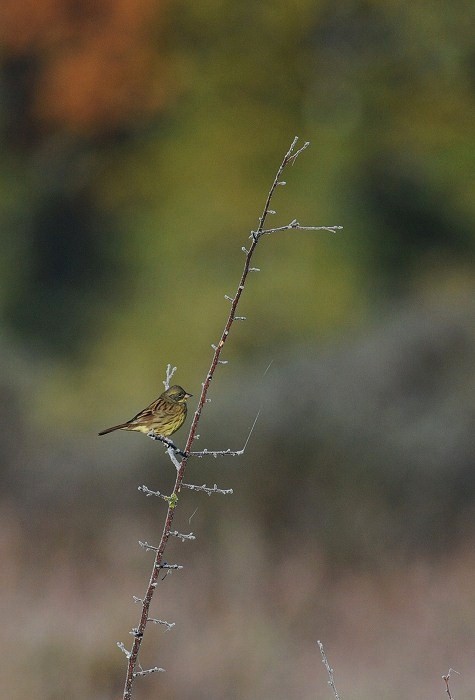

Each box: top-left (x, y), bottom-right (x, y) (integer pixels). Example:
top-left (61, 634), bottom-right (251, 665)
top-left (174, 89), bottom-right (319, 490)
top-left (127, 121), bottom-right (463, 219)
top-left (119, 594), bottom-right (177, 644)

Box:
top-left (147, 431), bottom-right (188, 458)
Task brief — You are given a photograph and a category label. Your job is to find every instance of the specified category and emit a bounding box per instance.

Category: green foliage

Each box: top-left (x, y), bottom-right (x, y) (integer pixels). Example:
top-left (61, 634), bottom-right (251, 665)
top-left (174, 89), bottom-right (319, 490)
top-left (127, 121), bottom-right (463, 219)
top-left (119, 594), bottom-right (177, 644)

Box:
top-left (0, 0), bottom-right (474, 425)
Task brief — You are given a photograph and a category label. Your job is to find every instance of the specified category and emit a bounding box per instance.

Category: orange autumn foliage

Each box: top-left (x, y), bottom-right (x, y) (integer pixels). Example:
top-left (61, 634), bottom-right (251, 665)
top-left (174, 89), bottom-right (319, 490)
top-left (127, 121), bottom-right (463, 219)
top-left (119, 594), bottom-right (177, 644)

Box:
top-left (0, 0), bottom-right (171, 135)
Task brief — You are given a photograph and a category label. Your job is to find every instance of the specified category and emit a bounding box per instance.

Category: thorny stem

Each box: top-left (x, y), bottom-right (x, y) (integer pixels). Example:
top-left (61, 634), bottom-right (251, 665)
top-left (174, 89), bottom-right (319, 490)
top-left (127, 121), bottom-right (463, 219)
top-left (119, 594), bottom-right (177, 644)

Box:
top-left (121, 137), bottom-right (340, 698)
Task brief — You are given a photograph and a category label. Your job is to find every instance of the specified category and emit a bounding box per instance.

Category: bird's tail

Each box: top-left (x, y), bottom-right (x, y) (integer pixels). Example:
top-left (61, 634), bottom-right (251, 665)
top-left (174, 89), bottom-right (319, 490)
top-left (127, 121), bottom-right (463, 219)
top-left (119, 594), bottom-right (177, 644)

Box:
top-left (98, 423), bottom-right (129, 436)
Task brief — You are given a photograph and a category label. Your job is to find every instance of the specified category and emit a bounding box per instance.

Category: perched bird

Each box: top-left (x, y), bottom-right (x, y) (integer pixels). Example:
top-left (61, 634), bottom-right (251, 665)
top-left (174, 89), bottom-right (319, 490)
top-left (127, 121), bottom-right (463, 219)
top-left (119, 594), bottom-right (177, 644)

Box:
top-left (98, 385), bottom-right (192, 437)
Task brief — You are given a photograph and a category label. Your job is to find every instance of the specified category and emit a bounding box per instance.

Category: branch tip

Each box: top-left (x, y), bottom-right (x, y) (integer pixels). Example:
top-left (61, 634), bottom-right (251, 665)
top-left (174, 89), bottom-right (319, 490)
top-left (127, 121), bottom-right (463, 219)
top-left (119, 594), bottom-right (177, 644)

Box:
top-left (170, 530), bottom-right (196, 542)
top-left (133, 667), bottom-right (165, 677)
top-left (147, 617), bottom-right (176, 630)
top-left (117, 642), bottom-right (131, 659)
top-left (138, 485), bottom-right (168, 500)
top-left (442, 668), bottom-right (460, 700)
top-left (163, 364), bottom-right (177, 390)
top-left (317, 641), bottom-right (341, 700)
top-left (182, 482), bottom-right (233, 496)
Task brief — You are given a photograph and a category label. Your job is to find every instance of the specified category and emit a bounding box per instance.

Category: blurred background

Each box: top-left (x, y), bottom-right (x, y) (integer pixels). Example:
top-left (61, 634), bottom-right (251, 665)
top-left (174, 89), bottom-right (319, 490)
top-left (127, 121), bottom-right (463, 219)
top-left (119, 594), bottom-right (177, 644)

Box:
top-left (1, 1), bottom-right (475, 698)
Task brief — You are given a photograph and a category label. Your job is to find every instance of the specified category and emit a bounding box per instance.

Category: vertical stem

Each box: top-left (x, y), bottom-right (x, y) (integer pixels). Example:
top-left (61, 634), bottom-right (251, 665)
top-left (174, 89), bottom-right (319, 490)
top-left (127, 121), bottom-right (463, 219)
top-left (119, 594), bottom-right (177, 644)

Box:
top-left (122, 137), bottom-right (308, 698)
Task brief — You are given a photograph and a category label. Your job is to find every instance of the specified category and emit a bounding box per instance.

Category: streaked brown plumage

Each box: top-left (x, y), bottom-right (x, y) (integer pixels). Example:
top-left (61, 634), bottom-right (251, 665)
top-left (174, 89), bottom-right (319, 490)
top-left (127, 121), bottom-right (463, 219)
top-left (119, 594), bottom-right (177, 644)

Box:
top-left (98, 385), bottom-right (192, 437)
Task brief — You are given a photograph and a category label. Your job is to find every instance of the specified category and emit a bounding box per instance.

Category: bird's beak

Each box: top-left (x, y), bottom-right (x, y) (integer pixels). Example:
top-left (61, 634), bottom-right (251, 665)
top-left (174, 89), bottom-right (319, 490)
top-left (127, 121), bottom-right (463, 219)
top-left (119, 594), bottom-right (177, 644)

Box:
top-left (185, 393), bottom-right (193, 399)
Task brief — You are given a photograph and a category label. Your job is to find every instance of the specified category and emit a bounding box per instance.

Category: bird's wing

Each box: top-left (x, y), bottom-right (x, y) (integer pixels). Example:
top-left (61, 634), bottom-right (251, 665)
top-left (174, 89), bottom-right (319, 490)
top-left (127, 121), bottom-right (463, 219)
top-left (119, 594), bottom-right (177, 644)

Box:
top-left (129, 397), bottom-right (163, 423)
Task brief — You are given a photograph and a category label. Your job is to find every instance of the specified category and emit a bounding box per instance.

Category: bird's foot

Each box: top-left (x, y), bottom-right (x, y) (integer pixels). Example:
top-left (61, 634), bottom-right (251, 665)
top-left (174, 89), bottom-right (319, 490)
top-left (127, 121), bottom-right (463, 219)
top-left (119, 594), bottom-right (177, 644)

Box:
top-left (147, 431), bottom-right (188, 458)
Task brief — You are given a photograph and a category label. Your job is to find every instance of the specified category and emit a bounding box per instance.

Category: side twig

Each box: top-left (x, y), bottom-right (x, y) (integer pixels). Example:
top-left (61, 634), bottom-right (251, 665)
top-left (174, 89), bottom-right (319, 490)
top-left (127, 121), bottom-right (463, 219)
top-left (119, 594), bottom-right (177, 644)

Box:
top-left (188, 409), bottom-right (261, 457)
top-left (121, 137), bottom-right (341, 699)
top-left (317, 640), bottom-right (341, 700)
top-left (442, 668), bottom-right (460, 700)
top-left (182, 482), bottom-right (234, 496)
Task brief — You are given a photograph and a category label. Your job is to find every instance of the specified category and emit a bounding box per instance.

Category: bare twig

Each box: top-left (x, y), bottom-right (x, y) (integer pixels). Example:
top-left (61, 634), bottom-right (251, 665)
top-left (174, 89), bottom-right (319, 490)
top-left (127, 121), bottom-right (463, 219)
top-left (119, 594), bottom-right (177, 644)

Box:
top-left (188, 448), bottom-right (243, 457)
top-left (121, 137), bottom-right (341, 699)
top-left (163, 364), bottom-right (177, 390)
top-left (147, 618), bottom-right (175, 631)
top-left (166, 447), bottom-right (183, 470)
top-left (147, 431), bottom-right (187, 457)
top-left (182, 483), bottom-right (233, 496)
top-left (169, 530), bottom-right (196, 541)
top-left (442, 668), bottom-right (460, 700)
top-left (138, 540), bottom-right (161, 552)
top-left (133, 667), bottom-right (165, 677)
top-left (138, 485), bottom-right (169, 500)
top-left (139, 544), bottom-right (185, 564)
top-left (117, 641), bottom-right (131, 659)
top-left (317, 641), bottom-right (341, 700)
top-left (188, 409), bottom-right (260, 458)
top-left (255, 222), bottom-right (342, 237)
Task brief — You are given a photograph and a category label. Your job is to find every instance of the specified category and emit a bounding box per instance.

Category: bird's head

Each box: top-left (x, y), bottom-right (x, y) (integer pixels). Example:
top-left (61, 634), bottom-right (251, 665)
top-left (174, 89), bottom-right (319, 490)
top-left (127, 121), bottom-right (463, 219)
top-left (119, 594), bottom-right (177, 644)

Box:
top-left (164, 385), bottom-right (193, 403)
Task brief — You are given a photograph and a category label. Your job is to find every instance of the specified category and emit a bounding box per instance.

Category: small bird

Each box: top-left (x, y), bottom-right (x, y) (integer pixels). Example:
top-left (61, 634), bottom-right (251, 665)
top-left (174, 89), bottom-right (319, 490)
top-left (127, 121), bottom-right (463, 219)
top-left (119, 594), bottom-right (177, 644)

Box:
top-left (98, 385), bottom-right (192, 438)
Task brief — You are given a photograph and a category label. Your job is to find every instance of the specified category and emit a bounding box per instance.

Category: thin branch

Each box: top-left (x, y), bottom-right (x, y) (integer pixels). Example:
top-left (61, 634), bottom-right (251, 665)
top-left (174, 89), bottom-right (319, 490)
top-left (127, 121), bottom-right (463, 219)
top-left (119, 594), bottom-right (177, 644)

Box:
top-left (147, 431), bottom-right (187, 457)
top-left (117, 642), bottom-right (131, 659)
top-left (254, 136), bottom-right (301, 237)
top-left (317, 641), bottom-right (341, 700)
top-left (442, 668), bottom-right (460, 700)
top-left (256, 223), bottom-right (342, 237)
top-left (181, 482), bottom-right (234, 496)
top-left (138, 485), bottom-right (169, 500)
top-left (188, 409), bottom-right (260, 458)
top-left (188, 448), bottom-right (243, 457)
top-left (133, 667), bottom-right (165, 677)
top-left (165, 447), bottom-right (183, 470)
top-left (147, 618), bottom-right (175, 631)
top-left (121, 137), bottom-right (341, 699)
top-left (139, 540), bottom-right (160, 552)
top-left (169, 530), bottom-right (196, 541)
top-left (139, 543), bottom-right (184, 560)
top-left (163, 364), bottom-right (177, 390)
